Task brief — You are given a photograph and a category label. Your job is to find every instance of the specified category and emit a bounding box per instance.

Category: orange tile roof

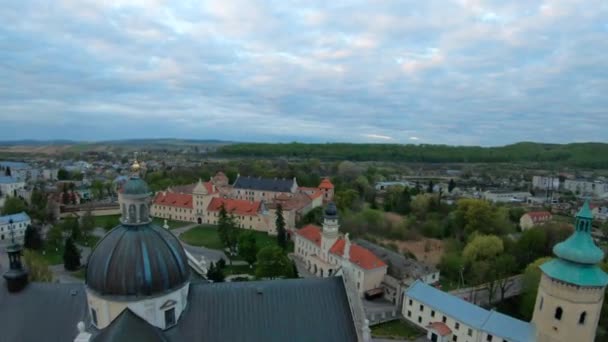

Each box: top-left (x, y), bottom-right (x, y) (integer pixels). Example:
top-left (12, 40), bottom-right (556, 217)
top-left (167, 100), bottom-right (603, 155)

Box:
top-left (427, 322), bottom-right (452, 336)
top-left (308, 190), bottom-right (324, 200)
top-left (296, 225), bottom-right (322, 246)
top-left (153, 192), bottom-right (193, 209)
top-left (319, 178), bottom-right (334, 189)
top-left (207, 197), bottom-right (261, 216)
top-left (330, 239), bottom-right (387, 270)
top-left (526, 211), bottom-right (552, 222)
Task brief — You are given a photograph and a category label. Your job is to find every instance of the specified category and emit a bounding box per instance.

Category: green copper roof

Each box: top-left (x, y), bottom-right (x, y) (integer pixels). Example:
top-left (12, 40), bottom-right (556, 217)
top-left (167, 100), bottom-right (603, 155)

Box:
top-left (553, 201), bottom-right (604, 264)
top-left (540, 259), bottom-right (608, 287)
top-left (576, 200), bottom-right (594, 219)
top-left (122, 177), bottom-right (151, 195)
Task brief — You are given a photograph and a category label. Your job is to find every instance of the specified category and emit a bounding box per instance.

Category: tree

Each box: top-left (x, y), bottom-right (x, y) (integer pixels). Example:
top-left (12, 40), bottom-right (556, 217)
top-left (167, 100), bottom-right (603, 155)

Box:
top-left (217, 204), bottom-right (238, 256)
top-left (513, 228), bottom-right (547, 268)
top-left (46, 224), bottom-right (64, 251)
top-left (5, 166), bottom-right (11, 176)
top-left (463, 234), bottom-right (504, 264)
top-left (411, 194), bottom-right (433, 219)
top-left (29, 187), bottom-right (48, 222)
top-left (427, 180), bottom-right (434, 193)
top-left (92, 180), bottom-right (105, 200)
top-left (438, 253), bottom-right (464, 287)
top-left (255, 246), bottom-right (293, 279)
top-left (63, 237), bottom-right (81, 271)
top-left (275, 204), bottom-right (287, 250)
top-left (206, 262), bottom-right (225, 282)
top-left (1, 196), bottom-right (27, 215)
top-left (495, 254), bottom-right (517, 302)
top-left (57, 169), bottom-right (69, 180)
top-left (81, 208), bottom-right (95, 241)
top-left (519, 257), bottom-right (551, 319)
top-left (448, 179), bottom-right (456, 193)
top-left (62, 216), bottom-right (81, 241)
top-left (239, 232), bottom-right (258, 267)
top-left (23, 225), bottom-right (43, 250)
top-left (23, 250), bottom-right (53, 282)
top-left (298, 207), bottom-right (324, 226)
top-left (335, 189), bottom-right (359, 211)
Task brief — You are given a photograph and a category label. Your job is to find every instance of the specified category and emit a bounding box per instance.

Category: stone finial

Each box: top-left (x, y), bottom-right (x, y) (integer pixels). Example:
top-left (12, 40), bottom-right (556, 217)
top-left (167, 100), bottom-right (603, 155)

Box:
top-left (163, 219), bottom-right (169, 230)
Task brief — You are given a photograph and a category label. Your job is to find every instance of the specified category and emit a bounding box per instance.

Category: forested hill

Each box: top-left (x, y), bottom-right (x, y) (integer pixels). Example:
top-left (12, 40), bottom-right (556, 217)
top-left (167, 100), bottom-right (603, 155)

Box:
top-left (217, 142), bottom-right (608, 168)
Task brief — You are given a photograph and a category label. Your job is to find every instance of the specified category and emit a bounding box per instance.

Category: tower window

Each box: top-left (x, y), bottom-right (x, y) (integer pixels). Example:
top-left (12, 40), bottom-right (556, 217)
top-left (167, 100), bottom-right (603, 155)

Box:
top-left (165, 308), bottom-right (176, 327)
top-left (579, 312), bottom-right (586, 325)
top-left (555, 307), bottom-right (563, 320)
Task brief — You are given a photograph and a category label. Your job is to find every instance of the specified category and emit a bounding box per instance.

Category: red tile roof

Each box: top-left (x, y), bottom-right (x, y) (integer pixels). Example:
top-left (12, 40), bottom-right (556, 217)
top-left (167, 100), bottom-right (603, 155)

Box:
top-left (308, 190), bottom-right (324, 200)
top-left (319, 178), bottom-right (334, 189)
top-left (296, 225), bottom-right (322, 246)
top-left (153, 192), bottom-right (193, 209)
top-left (207, 197), bottom-right (261, 216)
top-left (525, 211), bottom-right (552, 222)
top-left (330, 239), bottom-right (387, 270)
top-left (427, 322), bottom-right (451, 336)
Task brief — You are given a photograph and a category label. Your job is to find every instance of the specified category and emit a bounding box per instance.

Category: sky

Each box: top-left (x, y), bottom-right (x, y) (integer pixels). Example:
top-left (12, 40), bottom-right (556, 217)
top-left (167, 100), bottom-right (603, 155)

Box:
top-left (1, 0), bottom-right (607, 146)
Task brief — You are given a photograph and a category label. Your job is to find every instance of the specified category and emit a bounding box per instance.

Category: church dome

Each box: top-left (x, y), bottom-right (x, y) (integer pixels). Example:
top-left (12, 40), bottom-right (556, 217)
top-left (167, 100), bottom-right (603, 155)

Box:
top-left (122, 177), bottom-right (151, 195)
top-left (553, 201), bottom-right (605, 265)
top-left (325, 202), bottom-right (338, 218)
top-left (86, 223), bottom-right (190, 297)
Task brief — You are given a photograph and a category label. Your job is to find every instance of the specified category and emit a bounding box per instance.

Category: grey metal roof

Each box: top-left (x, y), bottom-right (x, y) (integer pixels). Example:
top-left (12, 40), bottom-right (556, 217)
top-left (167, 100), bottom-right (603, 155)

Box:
top-left (0, 283), bottom-right (88, 342)
top-left (122, 177), bottom-right (151, 195)
top-left (86, 223), bottom-right (190, 297)
top-left (92, 309), bottom-right (167, 342)
top-left (233, 176), bottom-right (296, 193)
top-left (166, 277), bottom-right (357, 342)
top-left (355, 239), bottom-right (437, 280)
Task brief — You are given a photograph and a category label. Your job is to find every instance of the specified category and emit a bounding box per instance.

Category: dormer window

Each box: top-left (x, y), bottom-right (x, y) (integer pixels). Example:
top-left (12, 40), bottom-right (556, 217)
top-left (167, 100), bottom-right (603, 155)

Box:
top-left (164, 307), bottom-right (176, 328)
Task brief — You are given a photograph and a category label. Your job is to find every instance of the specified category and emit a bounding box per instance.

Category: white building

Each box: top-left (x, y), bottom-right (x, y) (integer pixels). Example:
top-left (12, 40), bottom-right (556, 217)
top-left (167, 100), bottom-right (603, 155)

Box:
top-left (0, 212), bottom-right (31, 244)
top-left (0, 176), bottom-right (26, 198)
top-left (482, 190), bottom-right (531, 203)
top-left (532, 176), bottom-right (560, 190)
top-left (294, 203), bottom-right (387, 297)
top-left (564, 179), bottom-right (608, 197)
top-left (403, 281), bottom-right (534, 342)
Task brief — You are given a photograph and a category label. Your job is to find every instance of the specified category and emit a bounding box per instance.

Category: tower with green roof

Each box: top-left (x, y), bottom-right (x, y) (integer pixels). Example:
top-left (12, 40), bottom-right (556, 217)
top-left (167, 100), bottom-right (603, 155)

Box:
top-left (532, 201), bottom-right (607, 342)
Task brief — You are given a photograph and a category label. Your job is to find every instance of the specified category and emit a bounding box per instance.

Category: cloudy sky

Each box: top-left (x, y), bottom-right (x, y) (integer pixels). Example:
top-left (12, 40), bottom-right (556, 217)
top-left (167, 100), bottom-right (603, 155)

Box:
top-left (1, 1), bottom-right (607, 145)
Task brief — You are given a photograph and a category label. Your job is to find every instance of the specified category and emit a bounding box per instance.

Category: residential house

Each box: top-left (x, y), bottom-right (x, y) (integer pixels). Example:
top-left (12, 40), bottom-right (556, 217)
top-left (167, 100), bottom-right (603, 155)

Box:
top-left (0, 212), bottom-right (31, 244)
top-left (520, 211), bottom-right (553, 231)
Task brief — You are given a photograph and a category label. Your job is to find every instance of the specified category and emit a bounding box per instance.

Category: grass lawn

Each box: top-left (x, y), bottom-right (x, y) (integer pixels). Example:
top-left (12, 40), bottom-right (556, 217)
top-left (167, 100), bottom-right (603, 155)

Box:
top-left (180, 225), bottom-right (224, 249)
top-left (371, 320), bottom-right (425, 340)
top-left (71, 268), bottom-right (86, 280)
top-left (77, 234), bottom-right (101, 248)
top-left (224, 264), bottom-right (255, 276)
top-left (151, 217), bottom-right (191, 230)
top-left (180, 224), bottom-right (293, 253)
top-left (93, 215), bottom-right (120, 230)
top-left (39, 247), bottom-right (64, 265)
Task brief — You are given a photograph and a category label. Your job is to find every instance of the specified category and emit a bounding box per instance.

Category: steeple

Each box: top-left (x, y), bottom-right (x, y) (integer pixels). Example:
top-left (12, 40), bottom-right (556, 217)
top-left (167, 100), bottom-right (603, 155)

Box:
top-left (119, 155), bottom-right (152, 225)
top-left (3, 219), bottom-right (28, 292)
top-left (553, 200), bottom-right (604, 265)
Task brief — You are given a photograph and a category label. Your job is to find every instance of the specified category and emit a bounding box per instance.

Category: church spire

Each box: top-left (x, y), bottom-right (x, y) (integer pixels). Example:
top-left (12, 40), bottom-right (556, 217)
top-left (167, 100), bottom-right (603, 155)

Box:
top-left (553, 200), bottom-right (604, 265)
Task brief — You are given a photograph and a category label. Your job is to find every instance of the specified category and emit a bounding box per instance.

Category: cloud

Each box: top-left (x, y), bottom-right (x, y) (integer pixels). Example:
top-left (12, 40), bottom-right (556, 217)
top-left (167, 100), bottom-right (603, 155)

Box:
top-left (0, 0), bottom-right (607, 145)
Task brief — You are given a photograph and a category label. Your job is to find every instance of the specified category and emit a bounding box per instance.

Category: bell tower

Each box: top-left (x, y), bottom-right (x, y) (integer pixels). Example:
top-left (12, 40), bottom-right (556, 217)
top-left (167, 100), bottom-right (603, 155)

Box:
top-left (321, 203), bottom-right (339, 259)
top-left (532, 201), bottom-right (607, 342)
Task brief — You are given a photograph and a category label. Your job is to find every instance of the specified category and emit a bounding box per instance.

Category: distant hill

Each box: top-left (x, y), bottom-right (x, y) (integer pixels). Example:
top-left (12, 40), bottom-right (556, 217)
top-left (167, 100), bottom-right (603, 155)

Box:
top-left (217, 142), bottom-right (608, 168)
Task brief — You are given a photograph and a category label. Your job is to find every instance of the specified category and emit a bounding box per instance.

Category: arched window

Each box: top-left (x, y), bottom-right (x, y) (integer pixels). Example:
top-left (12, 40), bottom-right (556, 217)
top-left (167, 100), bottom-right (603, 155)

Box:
top-left (122, 204), bottom-right (127, 219)
top-left (139, 204), bottom-right (147, 222)
top-left (555, 307), bottom-right (563, 320)
top-left (128, 204), bottom-right (137, 223)
top-left (579, 312), bottom-right (586, 325)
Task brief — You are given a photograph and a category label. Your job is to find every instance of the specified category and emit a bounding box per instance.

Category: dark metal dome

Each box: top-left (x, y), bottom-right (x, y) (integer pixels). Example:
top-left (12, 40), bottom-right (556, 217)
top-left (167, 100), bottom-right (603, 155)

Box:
top-left (86, 223), bottom-right (190, 297)
top-left (122, 177), bottom-right (151, 195)
top-left (324, 202), bottom-right (338, 218)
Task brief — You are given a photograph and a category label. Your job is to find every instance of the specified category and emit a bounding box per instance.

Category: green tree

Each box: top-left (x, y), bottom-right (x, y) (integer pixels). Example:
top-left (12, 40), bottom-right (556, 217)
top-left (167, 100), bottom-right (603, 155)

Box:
top-left (448, 179), bottom-right (456, 193)
top-left (80, 208), bottom-right (95, 241)
top-left (298, 206), bottom-right (323, 226)
top-left (335, 189), bottom-right (359, 211)
top-left (255, 246), bottom-right (293, 279)
top-left (1, 196), bottom-right (27, 215)
top-left (5, 166), bottom-right (11, 176)
top-left (275, 204), bottom-right (287, 250)
top-left (206, 262), bottom-right (225, 282)
top-left (438, 253), bottom-right (464, 286)
top-left (63, 237), bottom-right (81, 271)
top-left (62, 217), bottom-right (81, 241)
top-left (217, 204), bottom-right (238, 256)
top-left (23, 225), bottom-right (43, 250)
top-left (427, 180), bottom-right (434, 193)
top-left (519, 257), bottom-right (551, 320)
top-left (29, 187), bottom-right (48, 222)
top-left (495, 254), bottom-right (518, 302)
top-left (57, 169), bottom-right (69, 180)
top-left (411, 194), bottom-right (433, 219)
top-left (91, 180), bottom-right (105, 200)
top-left (46, 224), bottom-right (64, 251)
top-left (239, 232), bottom-right (258, 267)
top-left (463, 234), bottom-right (504, 264)
top-left (514, 228), bottom-right (547, 268)
top-left (23, 250), bottom-right (53, 282)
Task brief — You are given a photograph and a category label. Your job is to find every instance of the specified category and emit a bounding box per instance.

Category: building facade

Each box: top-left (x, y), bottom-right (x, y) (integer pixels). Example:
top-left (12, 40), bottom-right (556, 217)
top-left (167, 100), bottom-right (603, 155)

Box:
top-left (564, 179), bottom-right (608, 198)
top-left (0, 212), bottom-right (30, 244)
top-left (294, 204), bottom-right (387, 297)
top-left (0, 176), bottom-right (25, 198)
top-left (520, 211), bottom-right (553, 231)
top-left (532, 176), bottom-right (560, 191)
top-left (483, 190), bottom-right (531, 203)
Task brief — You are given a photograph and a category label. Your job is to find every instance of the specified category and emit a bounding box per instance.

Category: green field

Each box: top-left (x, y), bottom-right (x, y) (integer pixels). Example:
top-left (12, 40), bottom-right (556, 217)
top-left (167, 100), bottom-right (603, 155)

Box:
top-left (39, 247), bottom-right (64, 265)
top-left (151, 217), bottom-right (191, 230)
top-left (224, 264), bottom-right (255, 276)
top-left (179, 225), bottom-right (286, 252)
top-left (371, 320), bottom-right (424, 340)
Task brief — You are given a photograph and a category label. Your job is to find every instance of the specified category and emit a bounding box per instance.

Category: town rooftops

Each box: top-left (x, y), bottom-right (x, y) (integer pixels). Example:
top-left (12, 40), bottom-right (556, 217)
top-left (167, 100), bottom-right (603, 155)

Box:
top-left (524, 211), bottom-right (552, 221)
top-left (318, 178), bottom-right (334, 189)
top-left (0, 176), bottom-right (20, 184)
top-left (0, 212), bottom-right (31, 225)
top-left (405, 281), bottom-right (535, 342)
top-left (355, 239), bottom-right (437, 280)
top-left (427, 322), bottom-right (451, 336)
top-left (233, 175), bottom-right (296, 193)
top-left (153, 192), bottom-right (193, 209)
top-left (207, 197), bottom-right (261, 216)
top-left (0, 161), bottom-right (30, 169)
top-left (296, 225), bottom-right (386, 270)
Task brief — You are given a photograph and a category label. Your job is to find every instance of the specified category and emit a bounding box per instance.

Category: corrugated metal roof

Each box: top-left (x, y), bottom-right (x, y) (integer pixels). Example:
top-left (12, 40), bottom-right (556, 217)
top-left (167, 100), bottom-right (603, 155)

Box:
top-left (92, 309), bottom-right (167, 342)
top-left (405, 281), bottom-right (535, 342)
top-left (233, 176), bottom-right (295, 193)
top-left (0, 283), bottom-right (89, 342)
top-left (0, 212), bottom-right (31, 225)
top-left (166, 277), bottom-right (357, 342)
